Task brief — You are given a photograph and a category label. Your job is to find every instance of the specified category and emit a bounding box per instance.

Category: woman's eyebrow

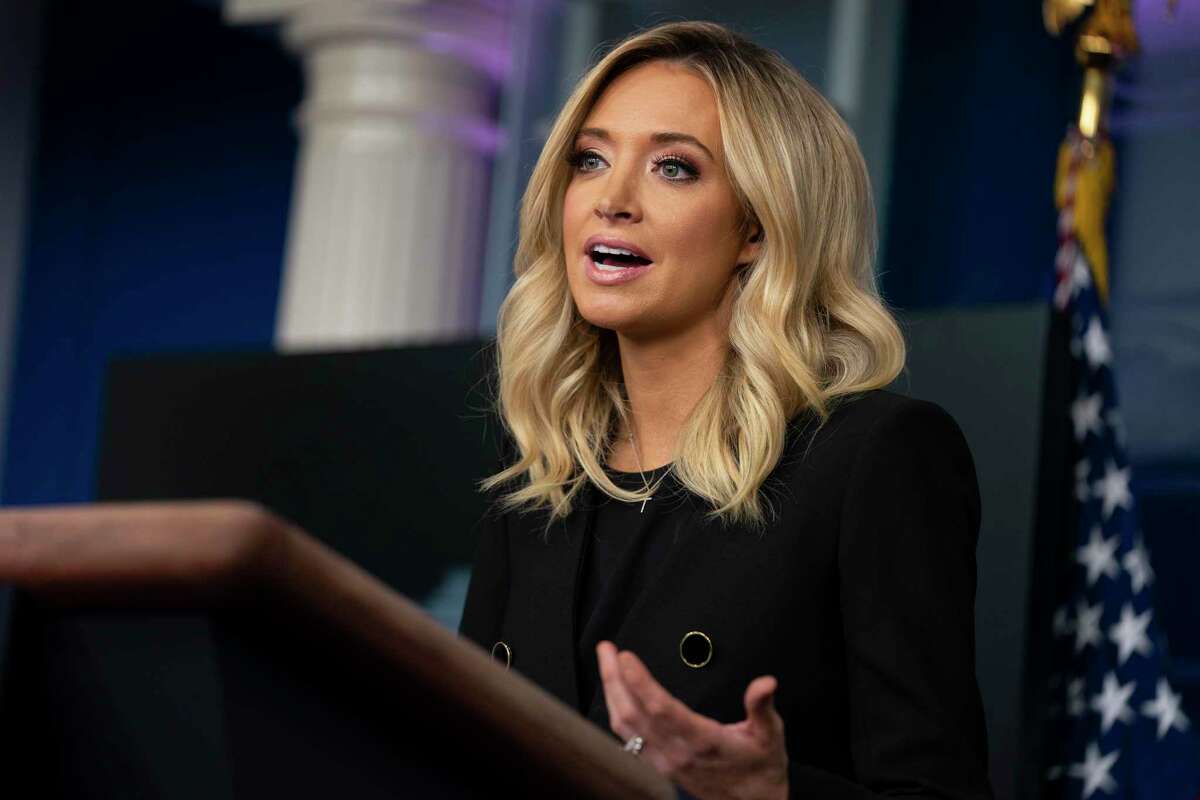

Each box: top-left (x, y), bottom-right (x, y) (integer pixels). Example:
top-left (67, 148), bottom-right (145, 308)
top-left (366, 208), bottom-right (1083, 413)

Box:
top-left (575, 127), bottom-right (715, 161)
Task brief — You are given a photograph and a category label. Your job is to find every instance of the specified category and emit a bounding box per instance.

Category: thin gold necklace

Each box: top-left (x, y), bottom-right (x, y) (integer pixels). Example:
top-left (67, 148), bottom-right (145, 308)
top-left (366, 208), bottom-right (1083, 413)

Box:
top-left (627, 431), bottom-right (673, 513)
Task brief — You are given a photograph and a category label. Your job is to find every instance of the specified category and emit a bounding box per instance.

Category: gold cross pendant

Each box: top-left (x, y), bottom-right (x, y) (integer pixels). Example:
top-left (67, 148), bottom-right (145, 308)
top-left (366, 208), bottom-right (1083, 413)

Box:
top-left (640, 496), bottom-right (651, 513)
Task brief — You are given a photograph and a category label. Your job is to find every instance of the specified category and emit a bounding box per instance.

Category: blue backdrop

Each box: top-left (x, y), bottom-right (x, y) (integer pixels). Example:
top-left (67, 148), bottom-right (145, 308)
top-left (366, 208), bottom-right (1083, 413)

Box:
top-left (1, 0), bottom-right (298, 506)
top-left (881, 0), bottom-right (1078, 309)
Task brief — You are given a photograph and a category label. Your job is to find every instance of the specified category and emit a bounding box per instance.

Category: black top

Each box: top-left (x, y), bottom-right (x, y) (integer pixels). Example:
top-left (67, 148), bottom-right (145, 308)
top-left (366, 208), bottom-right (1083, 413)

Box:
top-left (460, 390), bottom-right (993, 798)
top-left (575, 462), bottom-right (685, 715)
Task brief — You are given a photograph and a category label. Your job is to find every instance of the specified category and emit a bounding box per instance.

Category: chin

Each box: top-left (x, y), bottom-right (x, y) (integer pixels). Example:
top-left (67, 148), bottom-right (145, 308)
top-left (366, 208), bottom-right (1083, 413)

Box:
top-left (570, 292), bottom-right (638, 330)
top-left (577, 305), bottom-right (639, 333)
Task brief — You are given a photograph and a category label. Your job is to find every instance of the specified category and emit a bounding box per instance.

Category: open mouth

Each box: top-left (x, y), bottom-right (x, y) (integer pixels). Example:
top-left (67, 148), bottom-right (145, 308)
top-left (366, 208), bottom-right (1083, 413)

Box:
top-left (588, 245), bottom-right (653, 270)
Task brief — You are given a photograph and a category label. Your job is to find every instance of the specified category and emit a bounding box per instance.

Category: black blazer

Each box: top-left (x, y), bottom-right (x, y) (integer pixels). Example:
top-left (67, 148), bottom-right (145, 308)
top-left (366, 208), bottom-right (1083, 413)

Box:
top-left (459, 389), bottom-right (993, 798)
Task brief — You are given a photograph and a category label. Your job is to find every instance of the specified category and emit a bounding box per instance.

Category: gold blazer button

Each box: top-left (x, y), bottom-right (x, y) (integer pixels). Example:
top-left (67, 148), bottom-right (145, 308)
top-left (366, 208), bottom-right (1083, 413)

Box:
top-left (491, 641), bottom-right (512, 669)
top-left (679, 630), bottom-right (713, 669)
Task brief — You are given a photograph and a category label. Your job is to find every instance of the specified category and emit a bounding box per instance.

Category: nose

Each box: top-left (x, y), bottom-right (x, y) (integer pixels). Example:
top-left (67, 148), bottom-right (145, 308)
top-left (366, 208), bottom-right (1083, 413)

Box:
top-left (593, 168), bottom-right (642, 224)
top-left (595, 200), bottom-right (637, 223)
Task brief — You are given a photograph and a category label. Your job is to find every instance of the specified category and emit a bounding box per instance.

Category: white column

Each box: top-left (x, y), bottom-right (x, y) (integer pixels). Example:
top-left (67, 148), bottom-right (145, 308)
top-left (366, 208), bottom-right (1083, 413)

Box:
top-left (228, 0), bottom-right (510, 350)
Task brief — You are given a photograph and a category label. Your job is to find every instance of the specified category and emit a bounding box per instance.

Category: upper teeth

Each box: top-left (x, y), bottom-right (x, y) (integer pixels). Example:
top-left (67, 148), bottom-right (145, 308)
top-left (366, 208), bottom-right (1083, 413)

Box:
top-left (593, 244), bottom-right (638, 257)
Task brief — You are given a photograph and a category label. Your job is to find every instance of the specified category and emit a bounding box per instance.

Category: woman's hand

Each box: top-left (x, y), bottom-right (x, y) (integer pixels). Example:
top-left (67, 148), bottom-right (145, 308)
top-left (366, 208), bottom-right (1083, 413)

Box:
top-left (596, 640), bottom-right (789, 800)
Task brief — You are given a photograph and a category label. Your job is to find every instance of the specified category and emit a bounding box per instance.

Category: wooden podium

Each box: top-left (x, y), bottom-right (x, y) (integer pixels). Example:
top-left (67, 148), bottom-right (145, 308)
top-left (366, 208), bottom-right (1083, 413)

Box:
top-left (0, 501), bottom-right (675, 799)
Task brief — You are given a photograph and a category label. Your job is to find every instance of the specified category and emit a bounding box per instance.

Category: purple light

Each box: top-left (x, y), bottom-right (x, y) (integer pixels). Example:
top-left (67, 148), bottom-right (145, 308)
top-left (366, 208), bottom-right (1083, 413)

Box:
top-left (1109, 105), bottom-right (1200, 134)
top-left (414, 111), bottom-right (507, 155)
top-left (1133, 0), bottom-right (1200, 54)
top-left (422, 28), bottom-right (513, 84)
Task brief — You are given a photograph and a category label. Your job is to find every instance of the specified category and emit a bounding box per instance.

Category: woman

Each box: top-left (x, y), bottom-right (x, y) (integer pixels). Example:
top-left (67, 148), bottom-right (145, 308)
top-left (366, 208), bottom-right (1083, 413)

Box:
top-left (460, 20), bottom-right (993, 800)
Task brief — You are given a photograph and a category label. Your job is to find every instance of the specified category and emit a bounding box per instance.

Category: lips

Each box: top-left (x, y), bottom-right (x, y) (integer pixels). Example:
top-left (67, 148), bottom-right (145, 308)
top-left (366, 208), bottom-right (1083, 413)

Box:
top-left (579, 234), bottom-right (657, 286)
top-left (582, 235), bottom-right (654, 265)
top-left (582, 252), bottom-right (656, 286)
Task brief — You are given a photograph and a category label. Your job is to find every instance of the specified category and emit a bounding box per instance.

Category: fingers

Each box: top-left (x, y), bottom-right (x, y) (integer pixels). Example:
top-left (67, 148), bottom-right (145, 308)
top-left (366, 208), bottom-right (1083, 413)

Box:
top-left (597, 642), bottom-right (716, 776)
top-left (617, 650), bottom-right (693, 732)
top-left (598, 643), bottom-right (697, 735)
top-left (597, 641), bottom-right (670, 773)
top-left (596, 641), bottom-right (639, 729)
top-left (595, 645), bottom-right (790, 796)
top-left (743, 675), bottom-right (783, 742)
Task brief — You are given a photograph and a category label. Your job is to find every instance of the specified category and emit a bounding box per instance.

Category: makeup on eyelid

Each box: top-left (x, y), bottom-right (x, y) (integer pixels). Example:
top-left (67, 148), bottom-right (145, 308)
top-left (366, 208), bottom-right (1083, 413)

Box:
top-left (566, 148), bottom-right (700, 183)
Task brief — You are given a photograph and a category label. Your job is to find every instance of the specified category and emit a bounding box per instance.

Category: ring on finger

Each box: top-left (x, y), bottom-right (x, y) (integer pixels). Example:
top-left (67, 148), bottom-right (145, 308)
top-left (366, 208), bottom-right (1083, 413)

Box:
top-left (623, 735), bottom-right (645, 756)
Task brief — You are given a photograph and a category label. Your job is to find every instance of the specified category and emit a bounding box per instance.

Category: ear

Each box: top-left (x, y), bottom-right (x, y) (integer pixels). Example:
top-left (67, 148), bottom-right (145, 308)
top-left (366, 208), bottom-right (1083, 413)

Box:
top-left (735, 222), bottom-right (764, 269)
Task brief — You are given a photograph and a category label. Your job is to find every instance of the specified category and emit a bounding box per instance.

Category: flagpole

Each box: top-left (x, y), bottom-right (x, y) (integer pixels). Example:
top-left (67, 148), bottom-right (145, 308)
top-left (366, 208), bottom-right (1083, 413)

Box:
top-left (1043, 0), bottom-right (1139, 144)
top-left (1044, 0), bottom-right (1137, 306)
top-left (1076, 39), bottom-right (1112, 142)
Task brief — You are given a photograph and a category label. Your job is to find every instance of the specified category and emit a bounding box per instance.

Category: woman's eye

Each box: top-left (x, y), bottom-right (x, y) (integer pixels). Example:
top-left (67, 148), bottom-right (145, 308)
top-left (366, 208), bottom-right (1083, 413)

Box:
top-left (569, 149), bottom-right (605, 172)
top-left (567, 149), bottom-right (698, 183)
top-left (661, 162), bottom-right (683, 179)
top-left (653, 155), bottom-right (699, 183)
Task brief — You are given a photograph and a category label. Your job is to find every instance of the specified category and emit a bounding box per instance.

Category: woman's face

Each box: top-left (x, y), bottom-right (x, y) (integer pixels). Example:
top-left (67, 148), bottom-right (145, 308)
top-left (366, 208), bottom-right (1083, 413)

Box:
top-left (562, 60), bottom-right (759, 341)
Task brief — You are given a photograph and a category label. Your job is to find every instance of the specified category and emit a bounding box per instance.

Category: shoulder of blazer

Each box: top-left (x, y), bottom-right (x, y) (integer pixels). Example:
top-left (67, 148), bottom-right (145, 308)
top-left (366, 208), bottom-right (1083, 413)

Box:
top-left (829, 389), bottom-right (974, 468)
top-left (778, 388), bottom-right (903, 466)
top-left (823, 389), bottom-right (980, 530)
top-left (794, 388), bottom-right (966, 450)
top-left (773, 389), bottom-right (973, 499)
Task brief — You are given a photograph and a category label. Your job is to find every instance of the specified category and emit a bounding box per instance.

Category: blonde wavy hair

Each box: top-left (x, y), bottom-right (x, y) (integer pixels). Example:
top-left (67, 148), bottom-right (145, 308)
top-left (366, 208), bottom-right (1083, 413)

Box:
top-left (479, 20), bottom-right (905, 530)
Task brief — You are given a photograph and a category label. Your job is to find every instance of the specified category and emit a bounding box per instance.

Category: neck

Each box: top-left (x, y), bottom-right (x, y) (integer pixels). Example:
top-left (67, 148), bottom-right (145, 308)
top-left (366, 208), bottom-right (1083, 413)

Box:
top-left (612, 317), bottom-right (730, 472)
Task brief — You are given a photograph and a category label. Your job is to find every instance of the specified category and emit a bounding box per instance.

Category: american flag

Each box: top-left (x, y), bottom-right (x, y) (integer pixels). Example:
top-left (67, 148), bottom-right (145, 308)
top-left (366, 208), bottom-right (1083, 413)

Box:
top-left (1042, 126), bottom-right (1200, 798)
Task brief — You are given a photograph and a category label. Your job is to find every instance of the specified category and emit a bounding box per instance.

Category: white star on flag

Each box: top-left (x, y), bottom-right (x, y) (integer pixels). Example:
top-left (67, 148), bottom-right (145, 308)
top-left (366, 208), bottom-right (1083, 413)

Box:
top-left (1068, 742), bottom-right (1119, 798)
top-left (1075, 599), bottom-right (1104, 653)
top-left (1109, 603), bottom-right (1153, 665)
top-left (1082, 315), bottom-right (1112, 369)
top-left (1122, 536), bottom-right (1155, 594)
top-left (1142, 678), bottom-right (1191, 740)
top-left (1076, 525), bottom-right (1119, 585)
top-left (1092, 459), bottom-right (1133, 520)
top-left (1090, 672), bottom-right (1135, 733)
top-left (1071, 392), bottom-right (1104, 442)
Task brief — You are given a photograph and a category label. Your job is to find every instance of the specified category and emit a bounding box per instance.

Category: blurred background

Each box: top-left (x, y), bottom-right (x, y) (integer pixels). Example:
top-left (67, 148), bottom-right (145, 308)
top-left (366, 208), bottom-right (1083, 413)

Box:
top-left (0, 0), bottom-right (1196, 796)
